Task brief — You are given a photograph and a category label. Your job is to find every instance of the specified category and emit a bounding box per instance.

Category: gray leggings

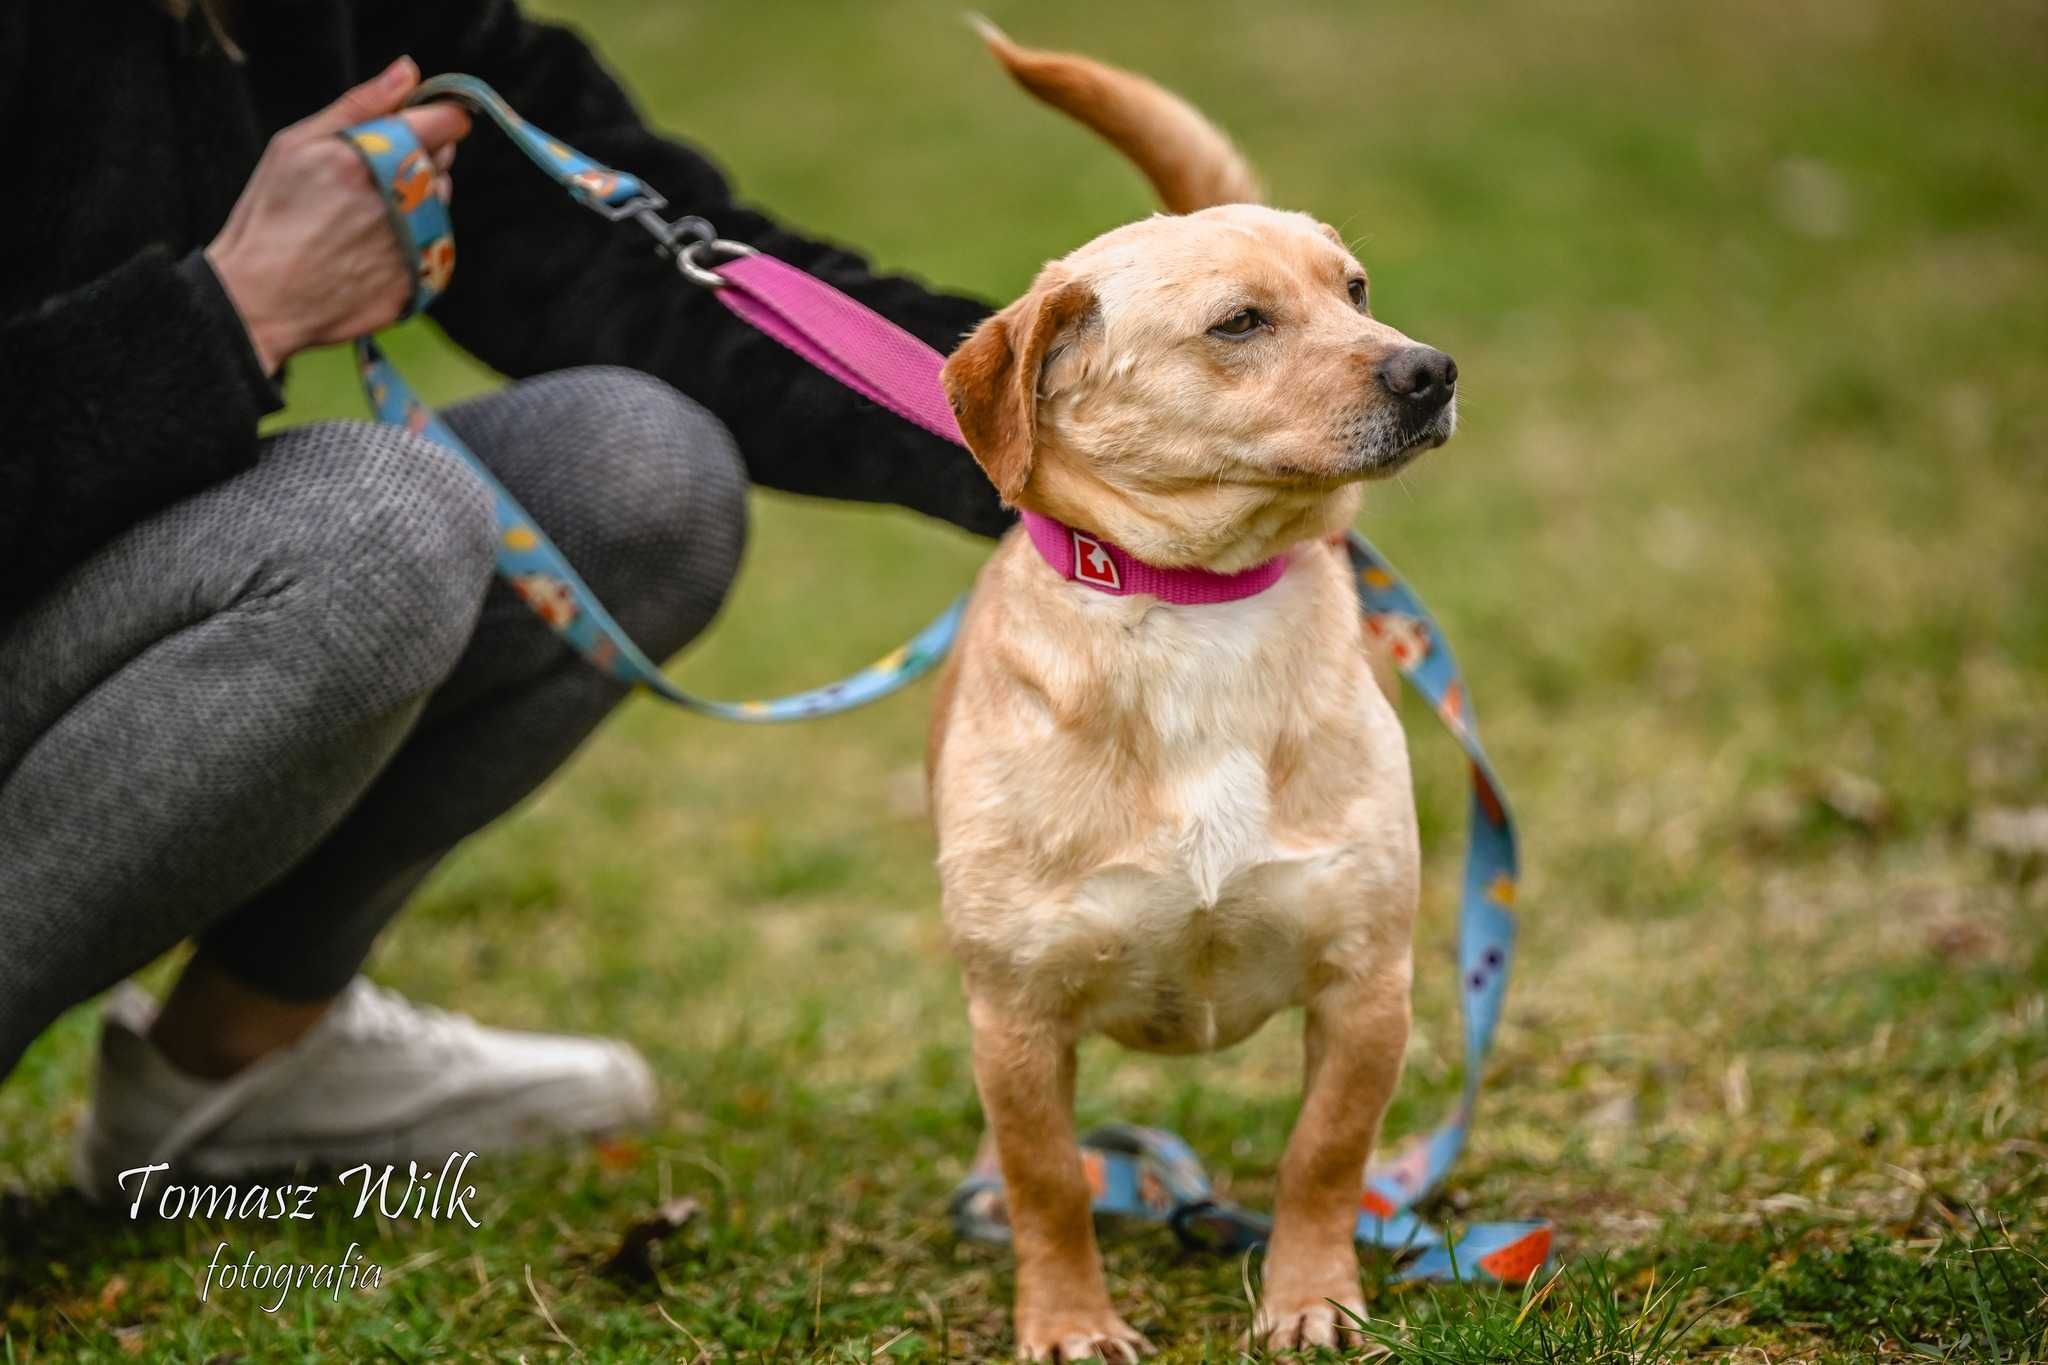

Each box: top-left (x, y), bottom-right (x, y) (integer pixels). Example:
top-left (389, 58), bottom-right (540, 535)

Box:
top-left (0, 367), bottom-right (748, 1078)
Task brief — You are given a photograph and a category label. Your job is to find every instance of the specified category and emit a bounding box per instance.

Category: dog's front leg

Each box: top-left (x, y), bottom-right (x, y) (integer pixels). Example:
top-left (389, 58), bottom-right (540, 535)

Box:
top-left (1254, 961), bottom-right (1412, 1349)
top-left (969, 998), bottom-right (1151, 1363)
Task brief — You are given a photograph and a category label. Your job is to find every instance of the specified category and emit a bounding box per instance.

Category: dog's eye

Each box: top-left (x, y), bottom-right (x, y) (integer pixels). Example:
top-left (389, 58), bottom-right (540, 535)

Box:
top-left (1210, 308), bottom-right (1266, 339)
top-left (1348, 278), bottom-right (1369, 311)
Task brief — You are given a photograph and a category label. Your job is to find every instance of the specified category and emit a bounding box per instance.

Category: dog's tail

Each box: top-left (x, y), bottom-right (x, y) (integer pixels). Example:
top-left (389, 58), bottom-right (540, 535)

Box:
top-left (970, 17), bottom-right (1262, 213)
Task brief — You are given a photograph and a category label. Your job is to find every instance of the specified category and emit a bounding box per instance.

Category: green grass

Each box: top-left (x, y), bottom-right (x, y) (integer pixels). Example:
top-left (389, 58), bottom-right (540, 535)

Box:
top-left (4, 0), bottom-right (2045, 1358)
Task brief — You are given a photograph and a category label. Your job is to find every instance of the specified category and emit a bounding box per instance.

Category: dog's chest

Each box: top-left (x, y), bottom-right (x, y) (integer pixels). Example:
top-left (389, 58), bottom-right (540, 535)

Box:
top-left (1042, 589), bottom-right (1372, 1052)
top-left (1124, 615), bottom-right (1291, 908)
top-left (1070, 756), bottom-right (1344, 1055)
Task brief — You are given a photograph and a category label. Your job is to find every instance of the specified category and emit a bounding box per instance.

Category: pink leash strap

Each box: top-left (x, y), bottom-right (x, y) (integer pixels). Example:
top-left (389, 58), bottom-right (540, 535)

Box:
top-left (707, 252), bottom-right (1288, 607)
top-left (710, 252), bottom-right (966, 446)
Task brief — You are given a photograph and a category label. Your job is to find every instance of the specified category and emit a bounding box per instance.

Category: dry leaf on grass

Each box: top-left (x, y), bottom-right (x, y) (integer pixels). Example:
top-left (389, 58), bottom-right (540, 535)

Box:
top-left (601, 1197), bottom-right (702, 1282)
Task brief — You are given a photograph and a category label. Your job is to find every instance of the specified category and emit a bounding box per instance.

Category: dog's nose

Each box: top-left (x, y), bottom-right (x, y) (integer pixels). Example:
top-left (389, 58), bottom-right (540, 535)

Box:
top-left (1377, 347), bottom-right (1458, 409)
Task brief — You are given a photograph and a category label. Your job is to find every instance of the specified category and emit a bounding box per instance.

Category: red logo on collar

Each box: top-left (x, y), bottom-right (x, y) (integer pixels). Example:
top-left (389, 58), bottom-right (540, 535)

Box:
top-left (1071, 530), bottom-right (1122, 589)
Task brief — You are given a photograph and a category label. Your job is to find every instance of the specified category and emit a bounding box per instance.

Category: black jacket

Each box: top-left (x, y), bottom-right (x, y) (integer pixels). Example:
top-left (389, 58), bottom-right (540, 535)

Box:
top-left (0, 0), bottom-right (1007, 627)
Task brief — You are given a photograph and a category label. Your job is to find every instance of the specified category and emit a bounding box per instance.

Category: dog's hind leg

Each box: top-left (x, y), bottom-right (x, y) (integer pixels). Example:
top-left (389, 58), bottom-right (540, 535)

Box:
top-left (968, 998), bottom-right (1153, 1362)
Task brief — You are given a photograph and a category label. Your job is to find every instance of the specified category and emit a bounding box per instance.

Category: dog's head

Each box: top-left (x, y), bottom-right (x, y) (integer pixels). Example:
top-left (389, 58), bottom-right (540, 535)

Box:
top-left (943, 204), bottom-right (1456, 571)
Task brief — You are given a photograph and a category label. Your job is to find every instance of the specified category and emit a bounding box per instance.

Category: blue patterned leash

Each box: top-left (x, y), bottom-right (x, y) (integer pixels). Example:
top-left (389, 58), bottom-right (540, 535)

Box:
top-left (342, 76), bottom-right (1546, 1281)
top-left (342, 75), bottom-right (963, 722)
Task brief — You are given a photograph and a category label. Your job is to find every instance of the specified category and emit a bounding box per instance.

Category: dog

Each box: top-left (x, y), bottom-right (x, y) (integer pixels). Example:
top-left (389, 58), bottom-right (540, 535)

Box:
top-left (927, 23), bottom-right (1460, 1358)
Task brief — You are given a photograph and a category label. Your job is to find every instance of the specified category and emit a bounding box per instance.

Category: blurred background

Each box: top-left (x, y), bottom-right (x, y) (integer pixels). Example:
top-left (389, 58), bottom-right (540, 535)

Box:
top-left (4, 1), bottom-right (2042, 1359)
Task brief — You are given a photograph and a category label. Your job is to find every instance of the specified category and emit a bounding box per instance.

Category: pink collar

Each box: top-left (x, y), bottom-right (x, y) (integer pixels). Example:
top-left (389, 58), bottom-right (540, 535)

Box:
top-left (1019, 510), bottom-right (1289, 605)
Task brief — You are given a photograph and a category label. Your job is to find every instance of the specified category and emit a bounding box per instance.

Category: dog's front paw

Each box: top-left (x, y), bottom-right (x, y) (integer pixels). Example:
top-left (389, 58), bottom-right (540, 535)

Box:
top-left (1016, 1306), bottom-right (1152, 1362)
top-left (1249, 1291), bottom-right (1366, 1351)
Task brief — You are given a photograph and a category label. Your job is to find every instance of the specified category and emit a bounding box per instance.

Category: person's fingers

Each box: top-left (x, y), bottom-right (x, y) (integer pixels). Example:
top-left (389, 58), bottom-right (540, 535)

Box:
top-left (399, 101), bottom-right (473, 153)
top-left (290, 55), bottom-right (419, 140)
top-left (433, 142), bottom-right (457, 206)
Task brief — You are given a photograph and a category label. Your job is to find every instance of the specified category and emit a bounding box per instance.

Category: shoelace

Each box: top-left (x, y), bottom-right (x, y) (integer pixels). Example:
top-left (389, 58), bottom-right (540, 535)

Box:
top-left (336, 980), bottom-right (476, 1048)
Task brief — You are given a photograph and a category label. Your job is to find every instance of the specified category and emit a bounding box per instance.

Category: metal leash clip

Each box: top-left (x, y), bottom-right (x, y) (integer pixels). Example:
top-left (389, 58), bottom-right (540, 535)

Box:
top-left (624, 201), bottom-right (704, 247)
top-left (675, 234), bottom-right (758, 289)
top-left (590, 188), bottom-right (671, 224)
top-left (619, 206), bottom-right (757, 288)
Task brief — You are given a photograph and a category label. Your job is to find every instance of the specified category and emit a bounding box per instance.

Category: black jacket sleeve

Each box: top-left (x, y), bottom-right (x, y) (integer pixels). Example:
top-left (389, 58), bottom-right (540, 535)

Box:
top-left (352, 0), bottom-right (1011, 539)
top-left (0, 247), bottom-right (284, 621)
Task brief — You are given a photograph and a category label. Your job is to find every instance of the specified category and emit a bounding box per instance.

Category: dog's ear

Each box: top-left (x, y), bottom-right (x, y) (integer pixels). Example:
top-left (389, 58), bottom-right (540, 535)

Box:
top-left (942, 277), bottom-right (1097, 504)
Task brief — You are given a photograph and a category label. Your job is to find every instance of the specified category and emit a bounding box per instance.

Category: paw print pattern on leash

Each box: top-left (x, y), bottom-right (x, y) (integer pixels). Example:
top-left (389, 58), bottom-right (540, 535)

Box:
top-left (1363, 610), bottom-right (1432, 669)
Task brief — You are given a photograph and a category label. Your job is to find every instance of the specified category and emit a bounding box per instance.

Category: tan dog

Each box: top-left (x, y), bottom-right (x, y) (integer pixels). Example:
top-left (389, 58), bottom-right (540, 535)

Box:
top-left (929, 25), bottom-right (1460, 1359)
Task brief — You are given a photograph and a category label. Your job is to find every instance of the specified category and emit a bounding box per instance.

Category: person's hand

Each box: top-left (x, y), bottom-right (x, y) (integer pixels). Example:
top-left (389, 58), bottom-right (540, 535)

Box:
top-left (205, 56), bottom-right (471, 374)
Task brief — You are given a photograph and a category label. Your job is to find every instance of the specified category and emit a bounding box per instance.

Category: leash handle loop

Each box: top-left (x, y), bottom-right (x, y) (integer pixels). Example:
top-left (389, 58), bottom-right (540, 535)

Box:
top-left (341, 115), bottom-right (456, 318)
top-left (410, 72), bottom-right (661, 217)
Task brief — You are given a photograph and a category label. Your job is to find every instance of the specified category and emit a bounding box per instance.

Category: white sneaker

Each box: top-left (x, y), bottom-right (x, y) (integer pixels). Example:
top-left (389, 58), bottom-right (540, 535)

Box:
top-left (73, 978), bottom-right (656, 1204)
